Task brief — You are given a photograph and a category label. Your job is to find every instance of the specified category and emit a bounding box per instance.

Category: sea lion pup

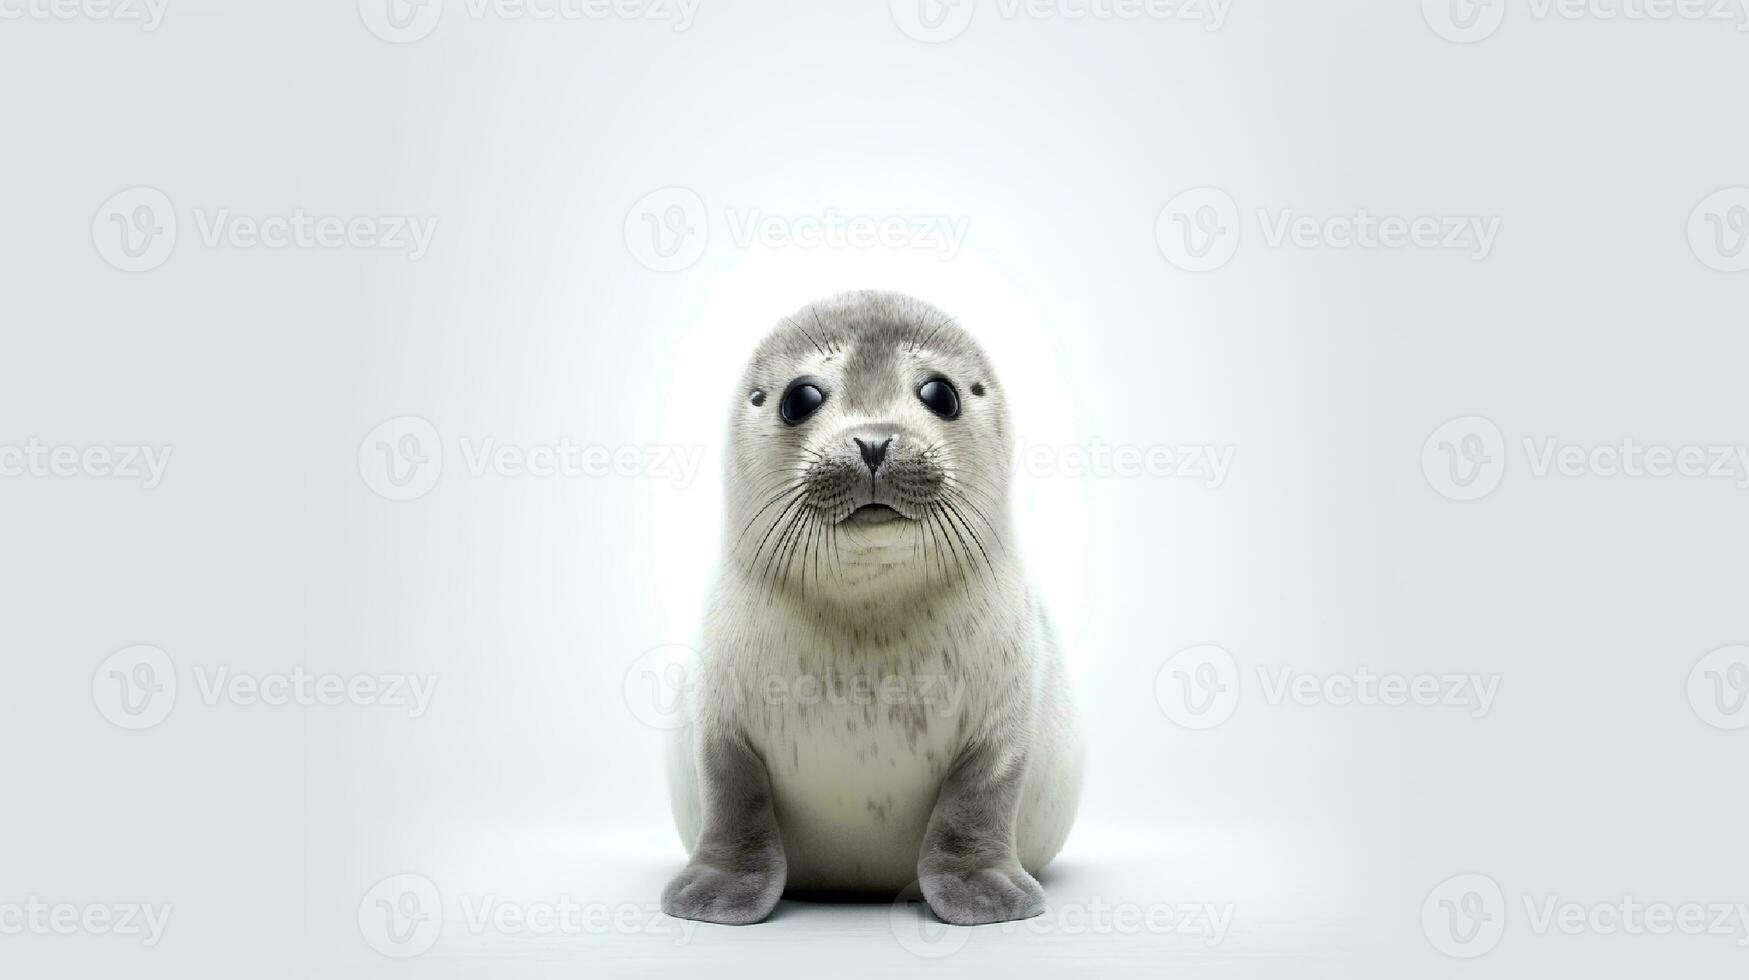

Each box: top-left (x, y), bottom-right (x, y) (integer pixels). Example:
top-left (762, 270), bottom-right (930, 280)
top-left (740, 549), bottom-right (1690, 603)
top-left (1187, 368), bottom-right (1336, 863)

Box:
top-left (663, 291), bottom-right (1082, 926)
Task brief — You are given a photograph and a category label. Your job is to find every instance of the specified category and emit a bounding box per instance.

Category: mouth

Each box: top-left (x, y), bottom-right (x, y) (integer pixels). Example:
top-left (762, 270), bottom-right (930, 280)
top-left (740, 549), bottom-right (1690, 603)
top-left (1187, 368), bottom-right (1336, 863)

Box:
top-left (841, 503), bottom-right (907, 526)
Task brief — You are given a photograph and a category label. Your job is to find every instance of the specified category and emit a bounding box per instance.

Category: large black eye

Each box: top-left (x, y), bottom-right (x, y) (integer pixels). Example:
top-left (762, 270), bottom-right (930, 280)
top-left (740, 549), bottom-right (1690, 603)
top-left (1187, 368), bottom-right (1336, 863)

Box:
top-left (917, 378), bottom-right (960, 419)
top-left (779, 379), bottom-right (826, 425)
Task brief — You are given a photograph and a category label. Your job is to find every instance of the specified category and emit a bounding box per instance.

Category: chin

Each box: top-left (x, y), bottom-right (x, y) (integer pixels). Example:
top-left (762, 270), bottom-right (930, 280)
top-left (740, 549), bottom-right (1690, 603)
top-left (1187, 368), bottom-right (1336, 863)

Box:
top-left (836, 515), bottom-right (921, 565)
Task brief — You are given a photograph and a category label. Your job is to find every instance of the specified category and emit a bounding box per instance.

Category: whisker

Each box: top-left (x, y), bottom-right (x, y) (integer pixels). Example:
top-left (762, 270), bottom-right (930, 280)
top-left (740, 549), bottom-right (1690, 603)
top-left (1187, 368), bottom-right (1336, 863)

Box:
top-left (788, 317), bottom-right (828, 359)
top-left (945, 483), bottom-right (1006, 550)
top-left (763, 504), bottom-right (810, 586)
top-left (941, 496), bottom-right (993, 574)
top-left (788, 510), bottom-right (819, 588)
top-left (735, 482), bottom-right (807, 548)
top-left (913, 313), bottom-right (954, 356)
top-left (927, 505), bottom-right (966, 586)
top-left (781, 504), bottom-right (821, 586)
top-left (750, 492), bottom-right (807, 568)
top-left (935, 501), bottom-right (980, 584)
top-left (811, 310), bottom-right (840, 356)
top-left (830, 513), bottom-right (845, 584)
top-left (809, 510), bottom-right (825, 591)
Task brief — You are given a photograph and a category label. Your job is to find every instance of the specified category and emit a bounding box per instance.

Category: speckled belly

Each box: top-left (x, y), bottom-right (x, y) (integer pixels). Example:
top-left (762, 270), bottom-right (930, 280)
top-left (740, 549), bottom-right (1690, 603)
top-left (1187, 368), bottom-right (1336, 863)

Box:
top-left (751, 676), bottom-right (965, 893)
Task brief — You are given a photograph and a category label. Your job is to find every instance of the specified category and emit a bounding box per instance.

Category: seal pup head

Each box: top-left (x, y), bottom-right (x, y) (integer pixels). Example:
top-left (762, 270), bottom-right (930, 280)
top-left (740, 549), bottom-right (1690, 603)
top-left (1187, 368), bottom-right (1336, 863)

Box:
top-left (724, 291), bottom-right (1012, 602)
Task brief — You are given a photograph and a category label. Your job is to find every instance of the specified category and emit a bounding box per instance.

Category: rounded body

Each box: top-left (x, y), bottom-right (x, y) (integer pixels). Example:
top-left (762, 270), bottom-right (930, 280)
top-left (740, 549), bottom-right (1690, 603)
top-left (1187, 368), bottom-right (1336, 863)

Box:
top-left (668, 573), bottom-right (1083, 892)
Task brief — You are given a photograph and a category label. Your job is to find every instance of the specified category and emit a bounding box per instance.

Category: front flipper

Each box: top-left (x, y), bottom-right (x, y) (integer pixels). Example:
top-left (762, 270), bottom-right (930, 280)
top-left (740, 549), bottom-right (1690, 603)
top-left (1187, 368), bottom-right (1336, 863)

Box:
top-left (919, 865), bottom-right (1044, 925)
top-left (661, 731), bottom-right (786, 925)
top-left (917, 740), bottom-right (1045, 925)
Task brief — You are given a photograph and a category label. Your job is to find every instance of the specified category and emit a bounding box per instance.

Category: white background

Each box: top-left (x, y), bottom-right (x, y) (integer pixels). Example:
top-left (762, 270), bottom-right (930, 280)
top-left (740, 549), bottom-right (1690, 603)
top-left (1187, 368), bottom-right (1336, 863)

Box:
top-left (3, 1), bottom-right (1748, 977)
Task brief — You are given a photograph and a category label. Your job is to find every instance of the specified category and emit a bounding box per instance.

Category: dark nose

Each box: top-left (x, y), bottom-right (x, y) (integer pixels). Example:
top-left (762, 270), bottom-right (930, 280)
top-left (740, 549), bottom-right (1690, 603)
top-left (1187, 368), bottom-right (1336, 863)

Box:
top-left (853, 436), bottom-right (894, 476)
